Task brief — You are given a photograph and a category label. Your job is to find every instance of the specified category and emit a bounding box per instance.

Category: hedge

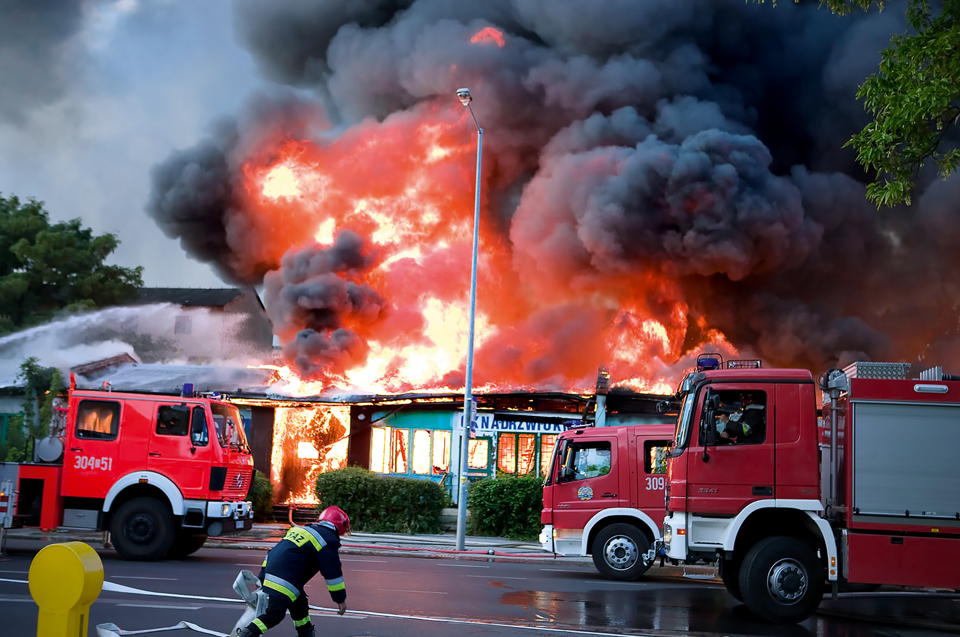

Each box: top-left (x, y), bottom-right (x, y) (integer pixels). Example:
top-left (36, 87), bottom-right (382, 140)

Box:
top-left (315, 466), bottom-right (445, 534)
top-left (467, 474), bottom-right (543, 541)
top-left (248, 470), bottom-right (275, 521)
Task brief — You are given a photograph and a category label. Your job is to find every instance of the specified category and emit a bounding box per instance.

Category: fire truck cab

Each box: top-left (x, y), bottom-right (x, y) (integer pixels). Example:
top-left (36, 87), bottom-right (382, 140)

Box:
top-left (11, 377), bottom-right (255, 560)
top-left (658, 356), bottom-right (960, 623)
top-left (540, 422), bottom-right (674, 580)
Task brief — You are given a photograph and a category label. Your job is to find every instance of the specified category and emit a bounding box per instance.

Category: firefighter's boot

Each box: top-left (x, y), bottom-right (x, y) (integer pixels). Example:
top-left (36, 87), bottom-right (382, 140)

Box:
top-left (295, 623), bottom-right (316, 637)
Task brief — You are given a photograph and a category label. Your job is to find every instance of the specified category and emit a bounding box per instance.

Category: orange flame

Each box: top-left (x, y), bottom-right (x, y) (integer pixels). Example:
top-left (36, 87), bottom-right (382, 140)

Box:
top-left (470, 27), bottom-right (505, 47)
top-left (271, 405), bottom-right (350, 505)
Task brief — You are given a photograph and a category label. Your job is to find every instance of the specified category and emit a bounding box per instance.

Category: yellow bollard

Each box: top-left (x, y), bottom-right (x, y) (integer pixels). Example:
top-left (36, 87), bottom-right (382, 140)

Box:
top-left (28, 542), bottom-right (103, 637)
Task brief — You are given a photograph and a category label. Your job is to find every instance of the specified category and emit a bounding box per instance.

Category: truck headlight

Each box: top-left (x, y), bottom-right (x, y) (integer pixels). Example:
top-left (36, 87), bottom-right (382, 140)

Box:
top-left (221, 503), bottom-right (231, 517)
top-left (663, 524), bottom-right (672, 545)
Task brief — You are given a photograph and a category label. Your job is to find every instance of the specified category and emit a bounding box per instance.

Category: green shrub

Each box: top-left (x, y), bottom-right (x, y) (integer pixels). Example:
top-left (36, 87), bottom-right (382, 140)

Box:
top-left (467, 474), bottom-right (543, 541)
top-left (315, 466), bottom-right (445, 534)
top-left (248, 470), bottom-right (275, 521)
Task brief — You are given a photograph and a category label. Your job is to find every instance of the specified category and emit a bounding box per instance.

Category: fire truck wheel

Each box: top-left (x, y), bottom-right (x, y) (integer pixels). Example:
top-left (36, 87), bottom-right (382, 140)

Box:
top-left (591, 523), bottom-right (650, 581)
top-left (720, 557), bottom-right (742, 602)
top-left (167, 533), bottom-right (208, 558)
top-left (110, 497), bottom-right (176, 561)
top-left (739, 536), bottom-right (824, 624)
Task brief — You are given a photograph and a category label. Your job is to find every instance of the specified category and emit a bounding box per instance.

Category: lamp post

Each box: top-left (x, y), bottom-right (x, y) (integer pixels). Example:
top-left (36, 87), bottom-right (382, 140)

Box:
top-left (455, 87), bottom-right (482, 551)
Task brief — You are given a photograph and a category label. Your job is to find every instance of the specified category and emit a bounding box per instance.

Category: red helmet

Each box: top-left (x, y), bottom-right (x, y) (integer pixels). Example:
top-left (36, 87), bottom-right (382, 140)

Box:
top-left (317, 506), bottom-right (350, 536)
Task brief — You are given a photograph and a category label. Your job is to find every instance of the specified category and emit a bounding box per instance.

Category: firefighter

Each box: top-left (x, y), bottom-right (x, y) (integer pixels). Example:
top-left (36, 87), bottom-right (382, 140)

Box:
top-left (235, 506), bottom-right (350, 637)
top-left (718, 391), bottom-right (766, 444)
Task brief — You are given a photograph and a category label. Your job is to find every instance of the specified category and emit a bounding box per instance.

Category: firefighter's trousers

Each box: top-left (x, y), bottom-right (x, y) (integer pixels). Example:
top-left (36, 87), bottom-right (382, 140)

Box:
top-left (242, 573), bottom-right (313, 635)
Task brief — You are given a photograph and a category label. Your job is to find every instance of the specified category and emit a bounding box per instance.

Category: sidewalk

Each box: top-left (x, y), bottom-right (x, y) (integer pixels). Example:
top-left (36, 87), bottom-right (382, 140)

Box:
top-left (6, 523), bottom-right (959, 632)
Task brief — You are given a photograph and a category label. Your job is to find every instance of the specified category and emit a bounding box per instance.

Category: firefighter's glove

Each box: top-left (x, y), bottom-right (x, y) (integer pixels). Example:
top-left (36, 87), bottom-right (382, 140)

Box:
top-left (337, 601), bottom-right (347, 616)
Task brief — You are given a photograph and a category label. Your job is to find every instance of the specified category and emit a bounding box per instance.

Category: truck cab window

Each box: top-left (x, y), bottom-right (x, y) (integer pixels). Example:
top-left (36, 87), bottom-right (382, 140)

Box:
top-left (76, 400), bottom-right (120, 440)
top-left (566, 442), bottom-right (612, 481)
top-left (708, 389), bottom-right (767, 445)
top-left (157, 406), bottom-right (190, 437)
top-left (190, 406), bottom-right (208, 446)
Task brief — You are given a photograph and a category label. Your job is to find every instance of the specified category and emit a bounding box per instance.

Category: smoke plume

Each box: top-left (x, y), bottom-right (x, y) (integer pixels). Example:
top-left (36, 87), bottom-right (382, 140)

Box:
top-left (148, 0), bottom-right (960, 391)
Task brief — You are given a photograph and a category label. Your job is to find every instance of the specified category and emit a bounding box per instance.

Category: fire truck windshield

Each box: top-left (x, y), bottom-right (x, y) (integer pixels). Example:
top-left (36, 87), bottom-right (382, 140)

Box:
top-left (672, 391), bottom-right (697, 453)
top-left (211, 403), bottom-right (249, 453)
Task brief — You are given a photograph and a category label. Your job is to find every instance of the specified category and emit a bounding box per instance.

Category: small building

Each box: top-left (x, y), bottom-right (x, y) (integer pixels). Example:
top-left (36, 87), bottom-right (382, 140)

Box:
top-left (131, 288), bottom-right (274, 363)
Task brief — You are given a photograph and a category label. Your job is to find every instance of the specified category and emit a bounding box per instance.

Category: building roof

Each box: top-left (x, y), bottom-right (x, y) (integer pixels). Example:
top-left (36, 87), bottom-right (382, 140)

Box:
top-left (76, 363), bottom-right (277, 395)
top-left (135, 288), bottom-right (245, 308)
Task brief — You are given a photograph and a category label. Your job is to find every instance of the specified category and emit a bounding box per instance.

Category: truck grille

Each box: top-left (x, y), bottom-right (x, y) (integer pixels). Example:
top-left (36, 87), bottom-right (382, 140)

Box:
top-left (222, 467), bottom-right (252, 500)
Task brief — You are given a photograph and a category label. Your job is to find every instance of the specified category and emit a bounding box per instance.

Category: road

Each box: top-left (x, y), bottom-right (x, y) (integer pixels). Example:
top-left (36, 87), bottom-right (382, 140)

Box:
top-left (1, 539), bottom-right (955, 637)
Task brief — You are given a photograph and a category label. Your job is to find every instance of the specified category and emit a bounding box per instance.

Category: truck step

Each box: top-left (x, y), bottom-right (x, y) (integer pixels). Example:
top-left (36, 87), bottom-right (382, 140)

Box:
top-left (682, 566), bottom-right (718, 580)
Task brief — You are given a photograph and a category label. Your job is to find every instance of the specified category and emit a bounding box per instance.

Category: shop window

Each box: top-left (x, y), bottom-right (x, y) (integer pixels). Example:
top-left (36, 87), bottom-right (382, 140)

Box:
top-left (540, 434), bottom-right (558, 476)
top-left (370, 427), bottom-right (388, 473)
top-left (76, 400), bottom-right (120, 440)
top-left (412, 429), bottom-right (431, 474)
top-left (432, 431), bottom-right (450, 474)
top-left (497, 433), bottom-right (517, 473)
top-left (644, 440), bottom-right (671, 474)
top-left (517, 434), bottom-right (536, 474)
top-left (468, 438), bottom-right (489, 469)
top-left (391, 429), bottom-right (408, 473)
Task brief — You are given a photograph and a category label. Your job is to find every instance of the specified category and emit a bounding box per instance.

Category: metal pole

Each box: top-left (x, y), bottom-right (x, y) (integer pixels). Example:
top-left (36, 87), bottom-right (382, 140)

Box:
top-left (456, 108), bottom-right (483, 551)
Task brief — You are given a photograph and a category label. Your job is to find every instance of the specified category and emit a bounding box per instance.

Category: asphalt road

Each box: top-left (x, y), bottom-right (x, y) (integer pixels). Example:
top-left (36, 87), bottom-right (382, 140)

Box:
top-left (1, 539), bottom-right (954, 637)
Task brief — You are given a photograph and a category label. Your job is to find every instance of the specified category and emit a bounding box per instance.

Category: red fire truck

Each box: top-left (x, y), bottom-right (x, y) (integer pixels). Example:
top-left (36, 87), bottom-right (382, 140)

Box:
top-left (654, 355), bottom-right (960, 623)
top-left (540, 422), bottom-right (675, 580)
top-left (5, 375), bottom-right (255, 560)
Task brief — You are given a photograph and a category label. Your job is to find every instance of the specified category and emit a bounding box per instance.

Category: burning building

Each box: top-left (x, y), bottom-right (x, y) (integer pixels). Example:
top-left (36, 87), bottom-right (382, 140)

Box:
top-left (145, 3), bottom-right (960, 445)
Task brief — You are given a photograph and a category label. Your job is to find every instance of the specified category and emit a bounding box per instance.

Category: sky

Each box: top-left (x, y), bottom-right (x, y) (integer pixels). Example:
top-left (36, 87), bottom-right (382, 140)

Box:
top-left (4, 0), bottom-right (960, 393)
top-left (0, 0), bottom-right (258, 287)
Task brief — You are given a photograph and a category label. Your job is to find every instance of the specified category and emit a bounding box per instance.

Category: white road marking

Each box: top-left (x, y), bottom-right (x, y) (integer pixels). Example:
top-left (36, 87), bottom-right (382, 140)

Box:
top-left (379, 588), bottom-right (448, 594)
top-left (116, 603), bottom-right (202, 610)
top-left (341, 558), bottom-right (388, 563)
top-left (350, 569), bottom-right (409, 574)
top-left (112, 576), bottom-right (179, 581)
top-left (466, 575), bottom-right (527, 580)
top-left (0, 570), bottom-right (28, 574)
top-left (539, 568), bottom-right (589, 573)
top-left (0, 597), bottom-right (33, 602)
top-left (235, 564), bottom-right (263, 567)
top-left (437, 563), bottom-right (489, 568)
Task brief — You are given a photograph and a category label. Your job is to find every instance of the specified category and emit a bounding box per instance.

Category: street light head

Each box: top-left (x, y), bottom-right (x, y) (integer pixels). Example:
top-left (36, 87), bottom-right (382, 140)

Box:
top-left (456, 88), bottom-right (473, 106)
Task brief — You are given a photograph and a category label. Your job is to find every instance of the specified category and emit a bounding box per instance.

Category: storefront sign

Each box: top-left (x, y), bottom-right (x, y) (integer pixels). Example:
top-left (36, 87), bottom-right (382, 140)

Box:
top-left (457, 414), bottom-right (571, 434)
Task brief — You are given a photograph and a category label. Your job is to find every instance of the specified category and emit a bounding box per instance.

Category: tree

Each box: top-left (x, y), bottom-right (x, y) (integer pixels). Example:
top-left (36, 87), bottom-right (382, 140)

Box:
top-left (768, 1), bottom-right (960, 206)
top-left (0, 194), bottom-right (143, 333)
top-left (1, 358), bottom-right (64, 462)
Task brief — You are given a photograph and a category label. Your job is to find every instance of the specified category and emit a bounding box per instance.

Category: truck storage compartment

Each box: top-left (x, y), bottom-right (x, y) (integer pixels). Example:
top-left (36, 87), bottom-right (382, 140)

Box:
top-left (846, 532), bottom-right (960, 588)
top-left (852, 402), bottom-right (960, 519)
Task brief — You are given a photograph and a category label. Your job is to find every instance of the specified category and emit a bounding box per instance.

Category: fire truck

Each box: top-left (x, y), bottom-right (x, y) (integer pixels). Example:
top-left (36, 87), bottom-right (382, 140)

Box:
top-left (540, 421), bottom-right (675, 580)
top-left (653, 354), bottom-right (960, 623)
top-left (2, 374), bottom-right (255, 560)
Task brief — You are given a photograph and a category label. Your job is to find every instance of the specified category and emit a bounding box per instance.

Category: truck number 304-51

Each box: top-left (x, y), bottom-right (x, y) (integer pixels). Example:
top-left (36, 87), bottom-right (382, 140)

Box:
top-left (645, 476), bottom-right (665, 491)
top-left (73, 455), bottom-right (114, 472)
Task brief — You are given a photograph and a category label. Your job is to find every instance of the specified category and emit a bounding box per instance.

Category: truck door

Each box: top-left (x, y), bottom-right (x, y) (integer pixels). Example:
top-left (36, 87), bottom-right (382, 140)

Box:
top-left (685, 384), bottom-right (775, 516)
top-left (552, 434), bottom-right (624, 529)
top-left (634, 433), bottom-right (672, 524)
top-left (62, 397), bottom-right (124, 499)
top-left (148, 402), bottom-right (213, 499)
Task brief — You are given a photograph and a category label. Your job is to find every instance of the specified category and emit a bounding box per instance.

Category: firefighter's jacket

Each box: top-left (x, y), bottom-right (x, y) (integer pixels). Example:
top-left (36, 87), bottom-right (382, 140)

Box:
top-left (260, 521), bottom-right (346, 604)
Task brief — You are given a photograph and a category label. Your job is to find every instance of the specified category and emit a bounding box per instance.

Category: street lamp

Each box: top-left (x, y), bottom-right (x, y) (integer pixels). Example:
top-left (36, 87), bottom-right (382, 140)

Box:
top-left (455, 87), bottom-right (482, 552)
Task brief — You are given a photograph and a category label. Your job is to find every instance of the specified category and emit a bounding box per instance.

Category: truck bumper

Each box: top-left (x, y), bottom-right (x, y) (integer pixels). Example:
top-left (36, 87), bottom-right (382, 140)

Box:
top-left (204, 500), bottom-right (254, 536)
top-left (539, 525), bottom-right (554, 552)
top-left (662, 513), bottom-right (687, 561)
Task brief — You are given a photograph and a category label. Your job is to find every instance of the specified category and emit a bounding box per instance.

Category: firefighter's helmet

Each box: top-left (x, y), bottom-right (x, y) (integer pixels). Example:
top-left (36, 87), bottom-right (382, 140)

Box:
top-left (317, 506), bottom-right (351, 537)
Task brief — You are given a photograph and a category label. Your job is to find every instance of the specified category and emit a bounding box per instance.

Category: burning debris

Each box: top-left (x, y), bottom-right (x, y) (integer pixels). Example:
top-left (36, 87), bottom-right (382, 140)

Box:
top-left (147, 1), bottom-right (960, 394)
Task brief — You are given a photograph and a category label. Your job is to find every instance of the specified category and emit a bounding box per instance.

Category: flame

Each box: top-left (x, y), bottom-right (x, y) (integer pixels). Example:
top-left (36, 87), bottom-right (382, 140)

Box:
top-left (470, 26), bottom-right (505, 47)
top-left (271, 405), bottom-right (350, 504)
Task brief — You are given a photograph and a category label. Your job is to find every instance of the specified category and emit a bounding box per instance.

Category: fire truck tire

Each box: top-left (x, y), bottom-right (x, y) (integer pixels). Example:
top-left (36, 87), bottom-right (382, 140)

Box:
top-left (110, 497), bottom-right (176, 561)
top-left (591, 523), bottom-right (650, 581)
top-left (739, 536), bottom-right (824, 624)
top-left (720, 557), bottom-right (742, 602)
top-left (167, 533), bottom-right (208, 558)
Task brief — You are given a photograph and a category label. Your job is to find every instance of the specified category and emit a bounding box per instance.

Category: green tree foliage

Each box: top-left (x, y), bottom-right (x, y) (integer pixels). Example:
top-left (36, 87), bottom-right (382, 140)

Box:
top-left (0, 194), bottom-right (143, 333)
top-left (467, 474), bottom-right (543, 541)
top-left (765, 1), bottom-right (960, 206)
top-left (248, 470), bottom-right (276, 521)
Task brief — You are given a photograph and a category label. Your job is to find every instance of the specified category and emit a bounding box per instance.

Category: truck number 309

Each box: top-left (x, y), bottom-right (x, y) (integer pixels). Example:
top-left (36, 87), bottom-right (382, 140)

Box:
top-left (73, 455), bottom-right (114, 472)
top-left (645, 476), bottom-right (665, 491)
